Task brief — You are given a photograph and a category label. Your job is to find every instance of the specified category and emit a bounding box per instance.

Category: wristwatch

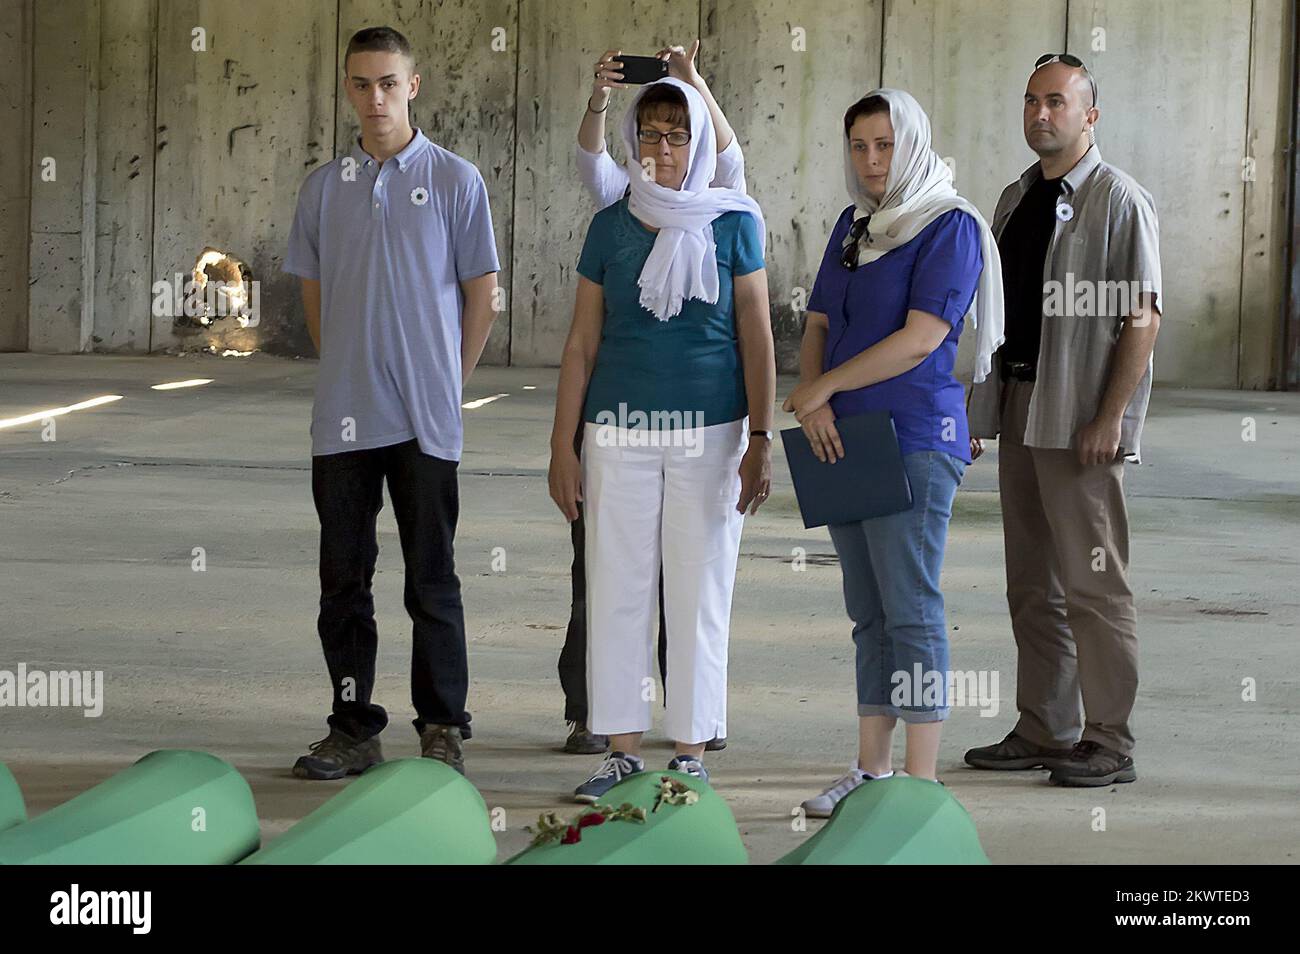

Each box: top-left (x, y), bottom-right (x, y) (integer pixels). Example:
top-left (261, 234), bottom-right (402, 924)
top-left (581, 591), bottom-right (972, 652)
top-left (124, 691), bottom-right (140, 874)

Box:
top-left (749, 429), bottom-right (774, 441)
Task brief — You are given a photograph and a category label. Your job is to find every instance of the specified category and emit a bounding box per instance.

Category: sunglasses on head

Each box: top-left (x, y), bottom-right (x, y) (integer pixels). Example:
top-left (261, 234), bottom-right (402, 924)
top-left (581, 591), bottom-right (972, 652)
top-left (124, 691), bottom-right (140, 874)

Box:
top-left (1034, 53), bottom-right (1098, 107)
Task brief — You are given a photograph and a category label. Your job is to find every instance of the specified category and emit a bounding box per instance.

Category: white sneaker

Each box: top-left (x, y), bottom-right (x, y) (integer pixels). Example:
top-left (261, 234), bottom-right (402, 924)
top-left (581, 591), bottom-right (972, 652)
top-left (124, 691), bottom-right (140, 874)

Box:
top-left (801, 765), bottom-right (888, 818)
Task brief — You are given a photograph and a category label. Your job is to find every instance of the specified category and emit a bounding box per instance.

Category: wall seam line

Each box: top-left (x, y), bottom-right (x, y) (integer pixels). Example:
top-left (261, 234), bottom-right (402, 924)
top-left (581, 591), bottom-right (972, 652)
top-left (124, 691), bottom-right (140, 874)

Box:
top-left (507, 0), bottom-right (521, 366)
top-left (1236, 0), bottom-right (1258, 388)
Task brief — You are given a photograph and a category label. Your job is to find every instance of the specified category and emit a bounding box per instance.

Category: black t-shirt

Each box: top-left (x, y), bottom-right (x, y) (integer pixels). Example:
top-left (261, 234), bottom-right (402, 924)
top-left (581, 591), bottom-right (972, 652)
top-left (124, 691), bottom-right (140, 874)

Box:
top-left (996, 174), bottom-right (1064, 365)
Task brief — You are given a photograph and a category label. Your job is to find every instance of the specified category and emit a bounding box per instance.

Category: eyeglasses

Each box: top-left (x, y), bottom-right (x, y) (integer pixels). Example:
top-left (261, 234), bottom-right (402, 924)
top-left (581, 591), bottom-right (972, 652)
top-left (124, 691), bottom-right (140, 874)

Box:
top-left (1034, 53), bottom-right (1098, 107)
top-left (840, 216), bottom-right (871, 271)
top-left (637, 129), bottom-right (691, 147)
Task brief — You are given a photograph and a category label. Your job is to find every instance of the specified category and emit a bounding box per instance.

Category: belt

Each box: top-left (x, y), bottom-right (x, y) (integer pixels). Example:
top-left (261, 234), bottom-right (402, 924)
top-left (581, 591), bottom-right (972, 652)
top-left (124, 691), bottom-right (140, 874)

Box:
top-left (1000, 359), bottom-right (1036, 382)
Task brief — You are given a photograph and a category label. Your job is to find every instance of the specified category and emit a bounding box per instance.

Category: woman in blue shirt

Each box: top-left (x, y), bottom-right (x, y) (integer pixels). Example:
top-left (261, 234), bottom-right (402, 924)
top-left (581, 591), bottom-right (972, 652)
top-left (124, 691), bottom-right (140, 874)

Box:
top-left (548, 78), bottom-right (776, 803)
top-left (785, 89), bottom-right (1004, 813)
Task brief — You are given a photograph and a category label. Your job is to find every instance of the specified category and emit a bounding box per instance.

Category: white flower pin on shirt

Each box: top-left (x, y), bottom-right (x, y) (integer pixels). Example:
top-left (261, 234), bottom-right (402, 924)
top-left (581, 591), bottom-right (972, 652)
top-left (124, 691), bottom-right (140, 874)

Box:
top-left (410, 187), bottom-right (429, 206)
top-left (1055, 201), bottom-right (1074, 222)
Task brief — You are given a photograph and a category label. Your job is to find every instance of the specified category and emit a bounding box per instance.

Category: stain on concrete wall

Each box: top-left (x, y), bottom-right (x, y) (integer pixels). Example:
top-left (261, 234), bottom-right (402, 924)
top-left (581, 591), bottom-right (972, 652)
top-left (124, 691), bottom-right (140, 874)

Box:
top-left (151, 0), bottom-right (333, 357)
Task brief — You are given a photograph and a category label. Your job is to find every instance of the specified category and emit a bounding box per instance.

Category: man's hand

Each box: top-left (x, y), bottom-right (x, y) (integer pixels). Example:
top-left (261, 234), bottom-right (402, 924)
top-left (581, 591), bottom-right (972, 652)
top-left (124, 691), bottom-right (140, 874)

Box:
top-left (657, 40), bottom-right (703, 87)
top-left (799, 405), bottom-right (843, 463)
top-left (736, 440), bottom-right (772, 515)
top-left (782, 375), bottom-right (834, 423)
top-left (548, 446), bottom-right (583, 522)
top-left (970, 437), bottom-right (984, 461)
top-left (1075, 415), bottom-right (1122, 467)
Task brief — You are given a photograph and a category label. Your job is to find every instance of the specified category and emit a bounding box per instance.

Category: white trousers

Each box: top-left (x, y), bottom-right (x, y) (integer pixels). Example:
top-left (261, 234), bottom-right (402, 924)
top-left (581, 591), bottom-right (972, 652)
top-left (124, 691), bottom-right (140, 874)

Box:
top-left (582, 419), bottom-right (747, 744)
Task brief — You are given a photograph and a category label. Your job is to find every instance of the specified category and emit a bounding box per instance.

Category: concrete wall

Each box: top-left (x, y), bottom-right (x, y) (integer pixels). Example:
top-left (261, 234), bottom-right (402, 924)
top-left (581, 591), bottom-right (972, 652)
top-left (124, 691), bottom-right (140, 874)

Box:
top-left (27, 0), bottom-right (98, 354)
top-left (0, 0), bottom-right (33, 353)
top-left (9, 0), bottom-right (1295, 389)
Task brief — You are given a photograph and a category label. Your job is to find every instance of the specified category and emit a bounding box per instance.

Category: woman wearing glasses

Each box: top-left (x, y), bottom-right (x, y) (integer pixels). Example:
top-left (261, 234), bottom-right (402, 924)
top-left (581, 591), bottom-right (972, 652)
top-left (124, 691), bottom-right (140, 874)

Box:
top-left (784, 89), bottom-right (1004, 812)
top-left (554, 41), bottom-right (747, 758)
top-left (548, 77), bottom-right (775, 802)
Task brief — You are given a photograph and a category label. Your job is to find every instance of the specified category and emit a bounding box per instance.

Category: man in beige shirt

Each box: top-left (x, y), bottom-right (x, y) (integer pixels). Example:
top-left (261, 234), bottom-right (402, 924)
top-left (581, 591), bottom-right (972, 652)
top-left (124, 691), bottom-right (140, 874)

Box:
top-left (965, 54), bottom-right (1161, 787)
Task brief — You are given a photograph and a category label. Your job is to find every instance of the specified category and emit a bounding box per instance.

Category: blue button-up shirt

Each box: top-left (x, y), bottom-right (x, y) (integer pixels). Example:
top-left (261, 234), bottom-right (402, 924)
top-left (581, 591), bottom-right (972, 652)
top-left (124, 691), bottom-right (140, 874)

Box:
top-left (285, 128), bottom-right (500, 460)
top-left (809, 208), bottom-right (983, 463)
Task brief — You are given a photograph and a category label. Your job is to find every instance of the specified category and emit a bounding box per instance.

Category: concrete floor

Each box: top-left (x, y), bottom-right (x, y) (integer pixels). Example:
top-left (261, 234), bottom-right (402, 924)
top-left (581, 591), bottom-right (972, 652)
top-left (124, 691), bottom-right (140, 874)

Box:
top-left (1, 353), bottom-right (1297, 864)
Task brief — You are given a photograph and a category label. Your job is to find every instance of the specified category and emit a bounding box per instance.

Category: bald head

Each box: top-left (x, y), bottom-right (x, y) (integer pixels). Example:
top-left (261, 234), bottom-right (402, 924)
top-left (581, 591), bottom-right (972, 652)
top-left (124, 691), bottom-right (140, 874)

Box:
top-left (1023, 62), bottom-right (1099, 162)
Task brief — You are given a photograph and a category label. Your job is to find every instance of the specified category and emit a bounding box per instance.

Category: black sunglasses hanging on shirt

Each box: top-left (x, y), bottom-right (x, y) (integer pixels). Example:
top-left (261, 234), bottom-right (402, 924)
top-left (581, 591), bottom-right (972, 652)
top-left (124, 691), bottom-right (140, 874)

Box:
top-left (840, 215), bottom-right (871, 271)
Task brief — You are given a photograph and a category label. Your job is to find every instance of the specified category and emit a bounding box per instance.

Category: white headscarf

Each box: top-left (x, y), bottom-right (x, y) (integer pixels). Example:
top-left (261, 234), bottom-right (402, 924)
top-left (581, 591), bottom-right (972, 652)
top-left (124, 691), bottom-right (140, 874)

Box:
top-left (844, 88), bottom-right (1004, 383)
top-left (621, 78), bottom-right (766, 321)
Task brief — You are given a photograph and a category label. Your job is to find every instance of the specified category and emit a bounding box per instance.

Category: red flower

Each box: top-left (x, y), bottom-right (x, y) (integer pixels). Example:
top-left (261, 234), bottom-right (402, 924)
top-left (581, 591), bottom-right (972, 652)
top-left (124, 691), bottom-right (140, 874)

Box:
top-left (578, 812), bottom-right (607, 828)
top-left (561, 825), bottom-right (581, 845)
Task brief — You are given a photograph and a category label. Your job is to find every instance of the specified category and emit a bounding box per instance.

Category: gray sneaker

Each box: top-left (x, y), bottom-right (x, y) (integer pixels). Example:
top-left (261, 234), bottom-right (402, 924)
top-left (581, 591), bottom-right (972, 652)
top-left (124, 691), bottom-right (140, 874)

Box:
top-left (800, 765), bottom-right (886, 818)
top-left (574, 751), bottom-right (644, 803)
top-left (419, 724), bottom-right (466, 775)
top-left (667, 754), bottom-right (709, 785)
top-left (292, 728), bottom-right (384, 780)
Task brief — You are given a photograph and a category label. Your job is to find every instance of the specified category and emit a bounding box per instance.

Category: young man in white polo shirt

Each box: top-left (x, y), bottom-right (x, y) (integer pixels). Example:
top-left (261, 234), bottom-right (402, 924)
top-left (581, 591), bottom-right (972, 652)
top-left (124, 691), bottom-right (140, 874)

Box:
top-left (283, 26), bottom-right (500, 778)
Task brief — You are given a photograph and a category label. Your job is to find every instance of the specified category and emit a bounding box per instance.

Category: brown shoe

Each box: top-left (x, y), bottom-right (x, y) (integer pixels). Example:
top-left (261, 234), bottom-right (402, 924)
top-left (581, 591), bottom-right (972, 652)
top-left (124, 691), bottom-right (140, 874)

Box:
top-left (419, 724), bottom-right (466, 775)
top-left (563, 721), bottom-right (609, 755)
top-left (1049, 740), bottom-right (1136, 787)
top-left (292, 728), bottom-right (384, 780)
top-left (964, 731), bottom-right (1074, 770)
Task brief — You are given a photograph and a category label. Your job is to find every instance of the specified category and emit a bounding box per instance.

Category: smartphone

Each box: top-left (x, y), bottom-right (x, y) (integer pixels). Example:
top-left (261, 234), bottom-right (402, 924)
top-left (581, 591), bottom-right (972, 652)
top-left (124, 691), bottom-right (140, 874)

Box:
top-left (616, 54), bottom-right (669, 85)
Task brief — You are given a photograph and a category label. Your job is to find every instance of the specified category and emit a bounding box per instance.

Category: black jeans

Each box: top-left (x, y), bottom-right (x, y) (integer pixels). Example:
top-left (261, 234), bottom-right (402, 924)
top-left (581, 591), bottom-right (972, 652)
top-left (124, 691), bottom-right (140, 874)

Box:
top-left (312, 439), bottom-right (471, 741)
top-left (557, 427), bottom-right (667, 725)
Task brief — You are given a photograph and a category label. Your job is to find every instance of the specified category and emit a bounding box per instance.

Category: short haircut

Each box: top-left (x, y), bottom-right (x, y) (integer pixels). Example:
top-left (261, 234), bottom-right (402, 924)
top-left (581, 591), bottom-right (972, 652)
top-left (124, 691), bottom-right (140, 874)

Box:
top-left (345, 26), bottom-right (413, 73)
top-left (1032, 59), bottom-right (1098, 108)
top-left (1075, 65), bottom-right (1099, 107)
top-left (843, 94), bottom-right (890, 137)
top-left (637, 83), bottom-right (689, 130)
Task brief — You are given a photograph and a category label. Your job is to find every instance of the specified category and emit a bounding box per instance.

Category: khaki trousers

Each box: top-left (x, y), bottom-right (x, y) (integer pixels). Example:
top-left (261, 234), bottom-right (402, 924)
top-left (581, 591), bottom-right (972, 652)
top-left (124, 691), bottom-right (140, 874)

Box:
top-left (998, 379), bottom-right (1139, 754)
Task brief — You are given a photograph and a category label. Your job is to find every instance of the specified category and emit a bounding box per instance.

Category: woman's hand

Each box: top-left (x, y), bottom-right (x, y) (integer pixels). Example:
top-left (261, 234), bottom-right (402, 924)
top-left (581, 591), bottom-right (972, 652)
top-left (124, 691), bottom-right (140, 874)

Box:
top-left (657, 40), bottom-right (702, 87)
top-left (799, 405), bottom-right (844, 463)
top-left (591, 49), bottom-right (625, 104)
top-left (736, 440), bottom-right (772, 515)
top-left (548, 446), bottom-right (584, 522)
top-left (782, 375), bottom-right (835, 423)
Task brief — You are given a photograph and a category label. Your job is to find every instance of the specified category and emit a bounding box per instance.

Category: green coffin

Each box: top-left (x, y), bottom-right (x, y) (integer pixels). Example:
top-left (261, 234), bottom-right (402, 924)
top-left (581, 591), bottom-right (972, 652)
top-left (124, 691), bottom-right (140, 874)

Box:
top-left (777, 775), bottom-right (990, 865)
top-left (507, 770), bottom-right (748, 865)
top-left (0, 764), bottom-right (26, 831)
top-left (242, 758), bottom-right (495, 865)
top-left (0, 750), bottom-right (260, 865)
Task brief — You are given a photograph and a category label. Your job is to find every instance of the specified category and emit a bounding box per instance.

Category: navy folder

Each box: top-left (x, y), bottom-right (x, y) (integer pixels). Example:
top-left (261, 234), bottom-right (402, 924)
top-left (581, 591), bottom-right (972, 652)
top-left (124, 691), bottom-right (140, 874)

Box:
top-left (780, 411), bottom-right (913, 529)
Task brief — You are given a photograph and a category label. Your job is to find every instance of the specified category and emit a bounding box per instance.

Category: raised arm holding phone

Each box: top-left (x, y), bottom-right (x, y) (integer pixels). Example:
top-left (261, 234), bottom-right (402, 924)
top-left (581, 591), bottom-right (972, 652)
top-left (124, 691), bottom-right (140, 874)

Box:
top-left (577, 40), bottom-right (747, 208)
